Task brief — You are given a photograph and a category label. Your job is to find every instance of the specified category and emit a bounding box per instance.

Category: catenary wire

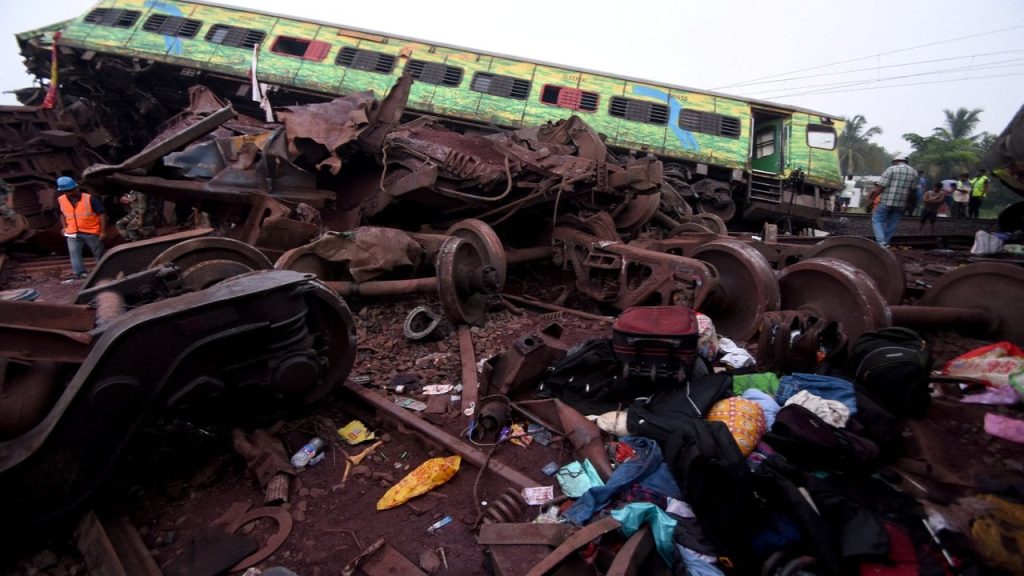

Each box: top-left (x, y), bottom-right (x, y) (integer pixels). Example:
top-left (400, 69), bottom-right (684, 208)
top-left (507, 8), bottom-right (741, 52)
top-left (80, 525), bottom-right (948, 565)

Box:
top-left (760, 72), bottom-right (1024, 100)
top-left (739, 58), bottom-right (1024, 97)
top-left (712, 24), bottom-right (1024, 89)
top-left (722, 49), bottom-right (1024, 88)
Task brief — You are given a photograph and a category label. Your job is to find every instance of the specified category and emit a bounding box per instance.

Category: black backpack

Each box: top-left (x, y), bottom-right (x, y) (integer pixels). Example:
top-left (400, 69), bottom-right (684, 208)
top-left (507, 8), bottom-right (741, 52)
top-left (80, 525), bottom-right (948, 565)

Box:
top-left (625, 372), bottom-right (733, 444)
top-left (848, 327), bottom-right (932, 418)
top-left (539, 338), bottom-right (630, 414)
top-left (665, 419), bottom-right (757, 569)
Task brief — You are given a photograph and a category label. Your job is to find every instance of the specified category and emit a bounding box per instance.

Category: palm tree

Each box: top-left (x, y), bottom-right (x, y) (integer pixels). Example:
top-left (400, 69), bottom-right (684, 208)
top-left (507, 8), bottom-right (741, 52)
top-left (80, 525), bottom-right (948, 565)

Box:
top-left (838, 114), bottom-right (883, 175)
top-left (934, 107), bottom-right (983, 142)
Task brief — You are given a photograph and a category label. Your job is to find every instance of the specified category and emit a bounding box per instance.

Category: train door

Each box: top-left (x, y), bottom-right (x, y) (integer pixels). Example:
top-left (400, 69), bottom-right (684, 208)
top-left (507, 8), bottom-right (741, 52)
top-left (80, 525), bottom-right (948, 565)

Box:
top-left (750, 111), bottom-right (786, 174)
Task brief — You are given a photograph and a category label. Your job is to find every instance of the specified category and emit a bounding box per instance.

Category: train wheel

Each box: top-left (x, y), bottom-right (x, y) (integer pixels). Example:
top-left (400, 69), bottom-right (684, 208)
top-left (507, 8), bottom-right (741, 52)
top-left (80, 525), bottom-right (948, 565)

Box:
top-left (446, 218), bottom-right (507, 288)
top-left (804, 235), bottom-right (905, 304)
top-left (777, 257), bottom-right (891, 347)
top-left (149, 237), bottom-right (273, 291)
top-left (920, 263), bottom-right (1024, 343)
top-left (611, 190), bottom-right (661, 232)
top-left (691, 239), bottom-right (780, 341)
top-left (437, 237), bottom-right (502, 326)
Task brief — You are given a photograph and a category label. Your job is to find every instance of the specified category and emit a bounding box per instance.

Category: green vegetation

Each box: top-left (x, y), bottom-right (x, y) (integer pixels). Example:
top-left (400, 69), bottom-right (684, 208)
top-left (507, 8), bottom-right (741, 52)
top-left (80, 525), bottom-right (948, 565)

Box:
top-left (838, 115), bottom-right (891, 176)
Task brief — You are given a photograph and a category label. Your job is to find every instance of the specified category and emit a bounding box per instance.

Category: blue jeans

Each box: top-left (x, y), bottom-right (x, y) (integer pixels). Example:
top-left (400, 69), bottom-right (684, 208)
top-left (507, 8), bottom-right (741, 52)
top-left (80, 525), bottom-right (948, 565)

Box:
top-left (871, 203), bottom-right (902, 246)
top-left (66, 233), bottom-right (105, 276)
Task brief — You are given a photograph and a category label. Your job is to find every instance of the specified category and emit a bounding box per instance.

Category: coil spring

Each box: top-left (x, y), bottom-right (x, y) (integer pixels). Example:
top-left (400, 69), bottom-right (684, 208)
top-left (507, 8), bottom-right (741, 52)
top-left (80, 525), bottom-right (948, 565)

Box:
top-left (481, 488), bottom-right (526, 524)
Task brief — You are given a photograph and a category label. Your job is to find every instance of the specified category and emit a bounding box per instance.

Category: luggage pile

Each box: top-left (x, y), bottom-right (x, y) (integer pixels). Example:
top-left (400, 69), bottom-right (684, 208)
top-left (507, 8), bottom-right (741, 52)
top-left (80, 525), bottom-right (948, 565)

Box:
top-left (534, 306), bottom-right (967, 574)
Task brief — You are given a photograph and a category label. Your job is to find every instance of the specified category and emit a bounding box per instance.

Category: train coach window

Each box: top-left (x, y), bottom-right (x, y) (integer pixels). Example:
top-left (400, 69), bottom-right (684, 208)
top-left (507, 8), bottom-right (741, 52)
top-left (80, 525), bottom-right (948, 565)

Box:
top-left (143, 15), bottom-right (202, 38)
top-left (609, 96), bottom-right (669, 125)
top-left (807, 124), bottom-right (836, 150)
top-left (471, 73), bottom-right (531, 100)
top-left (205, 25), bottom-right (266, 49)
top-left (540, 86), bottom-right (599, 112)
top-left (84, 8), bottom-right (141, 28)
top-left (679, 109), bottom-right (741, 138)
top-left (754, 127), bottom-right (776, 158)
top-left (336, 47), bottom-right (397, 74)
top-left (271, 37), bottom-right (331, 61)
top-left (408, 60), bottom-right (463, 87)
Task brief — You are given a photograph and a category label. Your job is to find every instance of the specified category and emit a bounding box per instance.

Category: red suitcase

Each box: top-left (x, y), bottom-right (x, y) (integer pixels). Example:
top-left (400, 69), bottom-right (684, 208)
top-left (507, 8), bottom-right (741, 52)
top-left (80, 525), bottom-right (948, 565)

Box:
top-left (612, 306), bottom-right (699, 385)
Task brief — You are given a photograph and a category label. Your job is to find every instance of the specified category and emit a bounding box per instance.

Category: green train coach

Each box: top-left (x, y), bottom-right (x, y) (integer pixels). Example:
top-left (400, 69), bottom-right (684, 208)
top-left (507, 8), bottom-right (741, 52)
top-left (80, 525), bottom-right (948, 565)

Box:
top-left (17, 0), bottom-right (845, 226)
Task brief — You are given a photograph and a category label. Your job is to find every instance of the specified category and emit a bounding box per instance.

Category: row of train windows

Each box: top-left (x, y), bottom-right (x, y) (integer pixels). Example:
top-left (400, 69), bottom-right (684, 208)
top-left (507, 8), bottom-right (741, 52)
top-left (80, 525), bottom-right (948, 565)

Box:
top-left (84, 9), bottom-right (742, 138)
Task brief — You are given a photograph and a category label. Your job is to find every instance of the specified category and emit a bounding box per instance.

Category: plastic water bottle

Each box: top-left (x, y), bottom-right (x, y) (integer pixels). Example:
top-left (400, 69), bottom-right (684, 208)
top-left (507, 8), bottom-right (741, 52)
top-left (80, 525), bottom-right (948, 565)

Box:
top-left (291, 437), bottom-right (325, 468)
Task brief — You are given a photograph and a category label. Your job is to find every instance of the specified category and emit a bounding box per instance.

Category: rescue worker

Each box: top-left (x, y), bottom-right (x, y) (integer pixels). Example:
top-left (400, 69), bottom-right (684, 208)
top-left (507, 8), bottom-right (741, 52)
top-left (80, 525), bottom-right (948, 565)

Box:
top-left (115, 190), bottom-right (156, 241)
top-left (969, 168), bottom-right (990, 219)
top-left (0, 177), bottom-right (18, 224)
top-left (56, 176), bottom-right (106, 279)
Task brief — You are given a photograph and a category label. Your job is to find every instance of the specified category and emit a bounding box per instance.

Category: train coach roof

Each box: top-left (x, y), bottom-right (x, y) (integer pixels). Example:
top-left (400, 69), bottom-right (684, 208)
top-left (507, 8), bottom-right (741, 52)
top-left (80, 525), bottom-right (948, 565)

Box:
top-left (38, 0), bottom-right (839, 121)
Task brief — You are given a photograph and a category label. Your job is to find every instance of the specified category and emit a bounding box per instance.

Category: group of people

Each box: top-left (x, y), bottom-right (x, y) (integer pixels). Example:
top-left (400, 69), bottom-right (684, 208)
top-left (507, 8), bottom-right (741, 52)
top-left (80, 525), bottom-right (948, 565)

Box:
top-left (1, 175), bottom-right (157, 279)
top-left (869, 156), bottom-right (990, 246)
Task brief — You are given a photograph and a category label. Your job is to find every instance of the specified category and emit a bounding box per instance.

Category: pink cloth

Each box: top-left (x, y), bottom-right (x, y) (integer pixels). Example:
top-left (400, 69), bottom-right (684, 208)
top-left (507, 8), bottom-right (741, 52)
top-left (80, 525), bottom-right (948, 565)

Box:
top-left (984, 413), bottom-right (1024, 445)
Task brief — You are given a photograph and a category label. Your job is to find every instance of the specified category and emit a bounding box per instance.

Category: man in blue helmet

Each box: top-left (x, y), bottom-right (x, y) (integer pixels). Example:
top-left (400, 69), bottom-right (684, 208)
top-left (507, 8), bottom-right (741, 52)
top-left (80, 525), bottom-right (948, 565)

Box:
top-left (55, 176), bottom-right (106, 279)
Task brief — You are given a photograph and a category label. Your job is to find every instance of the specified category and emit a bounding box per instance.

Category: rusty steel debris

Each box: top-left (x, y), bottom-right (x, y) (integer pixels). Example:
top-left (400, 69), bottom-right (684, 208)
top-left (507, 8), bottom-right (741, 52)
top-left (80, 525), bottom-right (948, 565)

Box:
top-left (483, 323), bottom-right (571, 397)
top-left (0, 269), bottom-right (357, 528)
top-left (278, 225), bottom-right (503, 326)
top-left (403, 305), bottom-right (445, 341)
top-left (341, 379), bottom-right (536, 491)
top-left (75, 512), bottom-right (163, 576)
top-left (459, 324), bottom-right (480, 416)
top-left (211, 503), bottom-right (294, 572)
top-left (552, 220), bottom-right (717, 312)
top-left (633, 233), bottom-right (906, 306)
top-left (524, 516), bottom-right (623, 576)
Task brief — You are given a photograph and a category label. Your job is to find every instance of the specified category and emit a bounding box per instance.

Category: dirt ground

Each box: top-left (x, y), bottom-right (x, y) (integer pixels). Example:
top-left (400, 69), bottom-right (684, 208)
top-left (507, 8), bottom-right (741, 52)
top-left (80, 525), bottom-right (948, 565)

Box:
top-left (2, 236), bottom-right (1023, 576)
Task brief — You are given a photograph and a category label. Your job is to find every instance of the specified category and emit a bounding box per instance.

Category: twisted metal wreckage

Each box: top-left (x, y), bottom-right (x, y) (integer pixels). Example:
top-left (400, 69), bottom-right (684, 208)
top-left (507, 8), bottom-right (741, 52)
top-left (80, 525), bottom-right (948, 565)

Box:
top-left (2, 70), bottom-right (1024, 572)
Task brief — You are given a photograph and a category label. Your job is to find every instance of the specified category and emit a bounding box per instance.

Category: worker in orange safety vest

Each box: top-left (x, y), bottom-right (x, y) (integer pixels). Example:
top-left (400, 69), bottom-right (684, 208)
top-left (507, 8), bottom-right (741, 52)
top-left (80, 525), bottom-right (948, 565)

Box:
top-left (56, 176), bottom-right (106, 279)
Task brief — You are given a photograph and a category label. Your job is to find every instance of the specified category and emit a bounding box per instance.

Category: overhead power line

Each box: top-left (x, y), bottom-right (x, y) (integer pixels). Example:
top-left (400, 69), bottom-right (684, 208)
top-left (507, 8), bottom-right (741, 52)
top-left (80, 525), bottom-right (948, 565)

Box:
top-left (723, 49), bottom-right (1024, 88)
top-left (739, 58), bottom-right (1024, 97)
top-left (760, 72), bottom-right (1024, 100)
top-left (713, 24), bottom-right (1024, 89)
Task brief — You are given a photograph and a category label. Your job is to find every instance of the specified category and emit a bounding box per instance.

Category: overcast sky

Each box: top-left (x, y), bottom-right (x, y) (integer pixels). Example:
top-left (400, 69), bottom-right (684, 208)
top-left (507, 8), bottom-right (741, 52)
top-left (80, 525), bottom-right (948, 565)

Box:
top-left (1, 0), bottom-right (1021, 154)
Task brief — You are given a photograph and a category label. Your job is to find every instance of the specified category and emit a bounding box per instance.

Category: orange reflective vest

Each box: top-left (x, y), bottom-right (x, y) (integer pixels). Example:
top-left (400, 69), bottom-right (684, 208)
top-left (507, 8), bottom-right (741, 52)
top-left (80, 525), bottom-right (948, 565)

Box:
top-left (58, 192), bottom-right (102, 235)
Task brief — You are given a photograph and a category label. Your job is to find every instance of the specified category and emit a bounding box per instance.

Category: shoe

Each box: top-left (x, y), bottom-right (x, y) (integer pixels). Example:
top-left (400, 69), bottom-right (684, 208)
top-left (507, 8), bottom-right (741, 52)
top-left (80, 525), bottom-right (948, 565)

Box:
top-left (76, 272), bottom-right (88, 279)
top-left (879, 243), bottom-right (890, 248)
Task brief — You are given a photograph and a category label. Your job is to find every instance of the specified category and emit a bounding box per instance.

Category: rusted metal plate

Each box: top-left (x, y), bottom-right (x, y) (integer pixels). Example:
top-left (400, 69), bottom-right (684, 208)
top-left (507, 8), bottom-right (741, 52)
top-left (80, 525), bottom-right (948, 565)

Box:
top-left (478, 523), bottom-right (577, 546)
top-left (606, 526), bottom-right (655, 576)
top-left (524, 516), bottom-right (622, 576)
top-left (0, 300), bottom-right (94, 331)
top-left (76, 512), bottom-right (163, 576)
top-left (458, 325), bottom-right (479, 416)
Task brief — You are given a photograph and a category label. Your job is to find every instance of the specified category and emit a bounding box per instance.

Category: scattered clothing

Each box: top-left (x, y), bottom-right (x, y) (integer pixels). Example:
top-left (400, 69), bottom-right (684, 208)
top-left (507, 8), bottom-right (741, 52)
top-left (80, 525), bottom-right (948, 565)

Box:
top-left (784, 390), bottom-right (850, 428)
top-left (733, 372), bottom-right (780, 396)
top-left (562, 436), bottom-right (680, 525)
top-left (776, 373), bottom-right (857, 416)
top-left (610, 502), bottom-right (678, 566)
top-left (741, 389), bottom-right (781, 429)
top-left (718, 337), bottom-right (755, 369)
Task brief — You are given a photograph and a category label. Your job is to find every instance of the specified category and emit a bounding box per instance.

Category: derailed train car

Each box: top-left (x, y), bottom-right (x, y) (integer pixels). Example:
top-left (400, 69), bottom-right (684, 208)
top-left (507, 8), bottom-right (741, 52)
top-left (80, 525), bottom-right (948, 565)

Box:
top-left (15, 0), bottom-right (844, 228)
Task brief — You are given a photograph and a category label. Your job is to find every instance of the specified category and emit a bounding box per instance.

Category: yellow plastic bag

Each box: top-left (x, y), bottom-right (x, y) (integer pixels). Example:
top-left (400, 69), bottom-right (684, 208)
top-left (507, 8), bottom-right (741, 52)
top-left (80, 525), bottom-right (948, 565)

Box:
top-left (376, 455), bottom-right (461, 510)
top-left (337, 420), bottom-right (376, 445)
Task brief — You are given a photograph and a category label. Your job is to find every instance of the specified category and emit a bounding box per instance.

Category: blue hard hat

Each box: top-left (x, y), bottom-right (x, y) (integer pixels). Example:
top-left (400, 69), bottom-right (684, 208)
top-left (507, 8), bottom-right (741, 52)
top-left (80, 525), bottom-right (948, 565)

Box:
top-left (56, 176), bottom-right (78, 191)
